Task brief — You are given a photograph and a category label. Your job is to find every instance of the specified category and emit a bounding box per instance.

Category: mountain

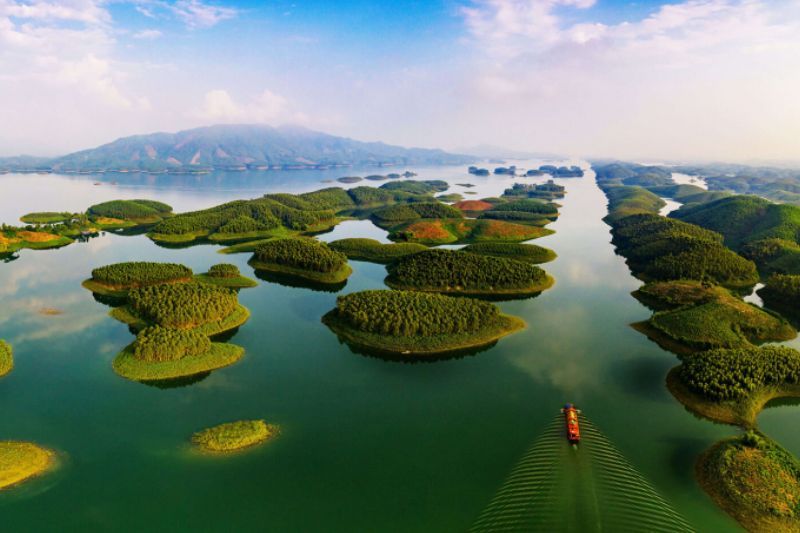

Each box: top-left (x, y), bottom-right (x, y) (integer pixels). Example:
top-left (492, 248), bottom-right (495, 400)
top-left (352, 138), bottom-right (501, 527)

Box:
top-left (454, 144), bottom-right (562, 161)
top-left (0, 125), bottom-right (475, 173)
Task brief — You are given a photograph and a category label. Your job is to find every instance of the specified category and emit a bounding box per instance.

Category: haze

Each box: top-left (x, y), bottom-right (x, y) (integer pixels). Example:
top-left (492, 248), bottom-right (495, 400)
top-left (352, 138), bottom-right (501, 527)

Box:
top-left (2, 0), bottom-right (799, 163)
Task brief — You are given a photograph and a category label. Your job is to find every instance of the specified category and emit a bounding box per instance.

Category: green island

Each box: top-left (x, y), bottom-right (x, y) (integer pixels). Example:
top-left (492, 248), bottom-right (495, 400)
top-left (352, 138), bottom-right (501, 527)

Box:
top-left (327, 238), bottom-right (427, 264)
top-left (389, 218), bottom-right (553, 245)
top-left (82, 261), bottom-right (194, 297)
top-left (667, 345), bottom-right (800, 427)
top-left (0, 441), bottom-right (55, 490)
top-left (478, 198), bottom-right (560, 226)
top-left (322, 290), bottom-right (525, 355)
top-left (385, 249), bottom-right (553, 296)
top-left (609, 214), bottom-right (758, 288)
top-left (632, 281), bottom-right (795, 352)
top-left (87, 199), bottom-right (173, 227)
top-left (19, 212), bottom-right (74, 224)
top-left (110, 282), bottom-right (250, 336)
top-left (194, 263), bottom-right (257, 289)
top-left (370, 202), bottom-right (463, 227)
top-left (696, 431), bottom-right (800, 533)
top-left (112, 326), bottom-right (244, 381)
top-left (192, 420), bottom-right (278, 453)
top-left (0, 340), bottom-right (12, 378)
top-left (461, 242), bottom-right (557, 264)
top-left (436, 193), bottom-right (464, 203)
top-left (503, 181), bottom-right (565, 200)
top-left (0, 226), bottom-right (73, 255)
top-left (248, 238), bottom-right (352, 284)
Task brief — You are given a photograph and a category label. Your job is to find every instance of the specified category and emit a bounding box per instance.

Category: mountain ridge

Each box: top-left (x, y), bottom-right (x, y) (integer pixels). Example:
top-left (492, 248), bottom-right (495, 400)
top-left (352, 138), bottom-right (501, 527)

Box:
top-left (0, 124), bottom-right (476, 173)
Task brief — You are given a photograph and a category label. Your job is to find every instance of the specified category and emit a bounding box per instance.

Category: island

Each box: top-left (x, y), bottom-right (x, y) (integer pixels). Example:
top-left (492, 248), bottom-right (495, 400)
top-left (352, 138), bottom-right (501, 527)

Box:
top-left (194, 263), bottom-right (257, 289)
top-left (370, 202), bottom-right (463, 227)
top-left (0, 340), bottom-right (12, 378)
top-left (435, 193), bottom-right (464, 203)
top-left (19, 212), bottom-right (74, 224)
top-left (389, 219), bottom-right (553, 245)
top-left (87, 199), bottom-right (173, 228)
top-left (248, 238), bottom-right (352, 284)
top-left (112, 326), bottom-right (244, 381)
top-left (461, 242), bottom-right (557, 264)
top-left (82, 261), bottom-right (194, 297)
top-left (478, 199), bottom-right (559, 226)
top-left (0, 441), bottom-right (55, 490)
top-left (110, 282), bottom-right (250, 336)
top-left (758, 274), bottom-right (800, 323)
top-left (337, 176), bottom-right (362, 184)
top-left (632, 281), bottom-right (795, 352)
top-left (322, 290), bottom-right (525, 355)
top-left (385, 249), bottom-right (554, 296)
top-left (697, 431), bottom-right (800, 532)
top-left (192, 420), bottom-right (278, 453)
top-left (666, 345), bottom-right (800, 426)
top-left (327, 238), bottom-right (427, 264)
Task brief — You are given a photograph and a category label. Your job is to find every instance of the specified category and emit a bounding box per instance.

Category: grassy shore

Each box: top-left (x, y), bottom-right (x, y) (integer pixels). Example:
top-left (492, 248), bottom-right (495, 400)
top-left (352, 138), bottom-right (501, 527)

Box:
top-left (113, 342), bottom-right (244, 381)
top-left (192, 420), bottom-right (278, 453)
top-left (322, 311), bottom-right (525, 356)
top-left (0, 441), bottom-right (55, 490)
top-left (81, 277), bottom-right (194, 298)
top-left (327, 238), bottom-right (428, 264)
top-left (194, 273), bottom-right (257, 289)
top-left (248, 258), bottom-right (352, 285)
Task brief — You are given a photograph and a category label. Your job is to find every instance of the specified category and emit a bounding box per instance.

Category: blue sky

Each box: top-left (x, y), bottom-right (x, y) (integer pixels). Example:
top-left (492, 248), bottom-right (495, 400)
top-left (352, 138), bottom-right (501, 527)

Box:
top-left (2, 0), bottom-right (800, 162)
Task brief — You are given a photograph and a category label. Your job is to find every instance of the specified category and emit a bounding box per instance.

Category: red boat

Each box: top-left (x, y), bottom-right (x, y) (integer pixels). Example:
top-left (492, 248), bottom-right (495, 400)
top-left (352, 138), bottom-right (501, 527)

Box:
top-left (561, 403), bottom-right (581, 444)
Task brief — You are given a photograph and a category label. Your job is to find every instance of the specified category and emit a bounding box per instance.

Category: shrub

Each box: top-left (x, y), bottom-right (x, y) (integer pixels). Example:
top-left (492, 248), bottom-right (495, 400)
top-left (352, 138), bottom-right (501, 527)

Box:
top-left (133, 326), bottom-right (211, 362)
top-left (192, 420), bottom-right (276, 452)
top-left (0, 340), bottom-right (12, 378)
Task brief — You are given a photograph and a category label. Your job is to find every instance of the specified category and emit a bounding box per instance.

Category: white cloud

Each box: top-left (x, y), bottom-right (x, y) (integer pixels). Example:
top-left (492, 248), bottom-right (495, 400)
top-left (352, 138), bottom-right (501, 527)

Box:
top-left (192, 88), bottom-right (308, 124)
top-left (132, 28), bottom-right (162, 39)
top-left (169, 0), bottom-right (237, 29)
top-left (455, 0), bottom-right (800, 161)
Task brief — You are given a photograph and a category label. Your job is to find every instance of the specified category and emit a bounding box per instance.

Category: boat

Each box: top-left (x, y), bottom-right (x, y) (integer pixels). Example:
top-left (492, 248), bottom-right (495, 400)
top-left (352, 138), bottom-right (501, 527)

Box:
top-left (561, 403), bottom-right (581, 444)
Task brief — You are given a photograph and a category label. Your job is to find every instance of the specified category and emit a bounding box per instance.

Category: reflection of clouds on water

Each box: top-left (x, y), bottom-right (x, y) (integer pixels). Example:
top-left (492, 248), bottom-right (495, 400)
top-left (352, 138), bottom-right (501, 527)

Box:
top-left (12, 310), bottom-right (106, 344)
top-left (0, 291), bottom-right (106, 343)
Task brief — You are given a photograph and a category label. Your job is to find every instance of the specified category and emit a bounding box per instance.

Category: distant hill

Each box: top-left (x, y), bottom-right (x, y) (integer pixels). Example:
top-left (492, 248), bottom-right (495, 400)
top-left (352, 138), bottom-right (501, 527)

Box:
top-left (454, 144), bottom-right (562, 161)
top-left (0, 124), bottom-right (475, 173)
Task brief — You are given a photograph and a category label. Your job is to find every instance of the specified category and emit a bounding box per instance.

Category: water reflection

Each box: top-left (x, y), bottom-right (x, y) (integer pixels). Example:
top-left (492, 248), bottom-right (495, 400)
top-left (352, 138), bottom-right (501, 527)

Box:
top-left (334, 336), bottom-right (496, 364)
top-left (253, 268), bottom-right (347, 293)
top-left (139, 371), bottom-right (212, 389)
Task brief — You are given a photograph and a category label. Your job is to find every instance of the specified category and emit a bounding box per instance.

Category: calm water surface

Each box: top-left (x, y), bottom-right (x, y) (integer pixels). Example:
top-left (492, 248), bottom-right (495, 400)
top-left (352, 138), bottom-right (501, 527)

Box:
top-left (3, 162), bottom-right (791, 531)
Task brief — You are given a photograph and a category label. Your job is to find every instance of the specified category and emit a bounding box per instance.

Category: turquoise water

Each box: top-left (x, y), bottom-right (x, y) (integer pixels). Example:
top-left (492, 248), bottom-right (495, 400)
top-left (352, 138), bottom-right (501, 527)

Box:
top-left (1, 163), bottom-right (783, 531)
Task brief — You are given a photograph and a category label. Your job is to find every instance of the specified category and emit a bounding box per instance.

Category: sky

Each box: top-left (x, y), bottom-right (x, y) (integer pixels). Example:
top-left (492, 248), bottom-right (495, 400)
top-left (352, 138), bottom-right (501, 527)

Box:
top-left (1, 0), bottom-right (799, 162)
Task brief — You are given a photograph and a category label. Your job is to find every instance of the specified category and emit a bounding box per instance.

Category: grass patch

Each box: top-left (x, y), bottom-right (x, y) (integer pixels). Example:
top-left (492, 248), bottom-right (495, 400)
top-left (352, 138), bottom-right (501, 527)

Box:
top-left (0, 340), bottom-right (12, 378)
top-left (194, 273), bottom-right (257, 289)
top-left (697, 432), bottom-right (800, 532)
top-left (0, 441), bottom-right (54, 490)
top-left (192, 420), bottom-right (278, 453)
top-left (113, 342), bottom-right (244, 381)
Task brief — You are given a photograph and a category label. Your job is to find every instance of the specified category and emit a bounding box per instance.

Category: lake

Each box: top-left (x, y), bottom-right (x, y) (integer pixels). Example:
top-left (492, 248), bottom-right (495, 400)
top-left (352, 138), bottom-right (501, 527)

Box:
top-left (2, 162), bottom-right (791, 531)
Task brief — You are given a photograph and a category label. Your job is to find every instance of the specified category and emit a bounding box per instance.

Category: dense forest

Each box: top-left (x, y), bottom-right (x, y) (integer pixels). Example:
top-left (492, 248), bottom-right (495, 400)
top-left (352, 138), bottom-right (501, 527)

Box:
top-left (461, 242), bottom-right (556, 264)
top-left (90, 262), bottom-right (193, 288)
top-left (128, 283), bottom-right (239, 328)
top-left (758, 274), bottom-right (800, 310)
top-left (327, 238), bottom-right (427, 264)
top-left (371, 202), bottom-right (463, 224)
top-left (252, 238), bottom-right (348, 273)
top-left (207, 264), bottom-right (241, 278)
top-left (88, 199), bottom-right (173, 220)
top-left (330, 290), bottom-right (502, 337)
top-left (677, 346), bottom-right (800, 402)
top-left (133, 325), bottom-right (211, 362)
top-left (386, 249), bottom-right (550, 292)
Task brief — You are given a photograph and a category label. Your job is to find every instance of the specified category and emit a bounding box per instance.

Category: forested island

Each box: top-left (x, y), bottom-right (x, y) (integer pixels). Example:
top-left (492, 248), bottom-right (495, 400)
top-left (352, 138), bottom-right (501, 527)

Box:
top-left (192, 420), bottom-right (278, 453)
top-left (327, 239), bottom-right (427, 264)
top-left (322, 290), bottom-right (525, 355)
top-left (385, 249), bottom-right (553, 296)
top-left (248, 238), bottom-right (352, 284)
top-left (0, 441), bottom-right (55, 490)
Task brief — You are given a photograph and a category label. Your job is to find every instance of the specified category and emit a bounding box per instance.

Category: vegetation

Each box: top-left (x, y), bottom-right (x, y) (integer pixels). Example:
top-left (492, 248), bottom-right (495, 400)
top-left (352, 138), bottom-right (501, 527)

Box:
top-left (461, 242), bottom-right (556, 264)
top-left (609, 214), bottom-right (758, 288)
top-left (503, 181), bottom-right (565, 200)
top-left (370, 202), bottom-right (463, 225)
top-left (132, 326), bottom-right (210, 362)
top-left (759, 275), bottom-right (800, 319)
top-left (327, 238), bottom-right (427, 264)
top-left (0, 340), bottom-right (12, 378)
top-left (697, 432), bottom-right (800, 532)
top-left (113, 340), bottom-right (244, 381)
top-left (192, 420), bottom-right (278, 453)
top-left (389, 219), bottom-right (553, 245)
top-left (386, 249), bottom-right (553, 295)
top-left (87, 262), bottom-right (193, 290)
top-left (741, 239), bottom-right (800, 275)
top-left (379, 180), bottom-right (448, 194)
top-left (0, 228), bottom-right (73, 254)
top-left (0, 441), bottom-right (54, 490)
top-left (633, 282), bottom-right (795, 352)
top-left (322, 290), bottom-right (525, 355)
top-left (192, 263), bottom-right (257, 288)
top-left (602, 186), bottom-right (666, 222)
top-left (88, 199), bottom-right (172, 222)
top-left (128, 283), bottom-right (240, 329)
top-left (249, 238), bottom-right (351, 284)
top-left (436, 193), bottom-right (463, 203)
top-left (454, 200), bottom-right (494, 212)
top-left (207, 263), bottom-right (240, 278)
top-left (19, 212), bottom-right (74, 224)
